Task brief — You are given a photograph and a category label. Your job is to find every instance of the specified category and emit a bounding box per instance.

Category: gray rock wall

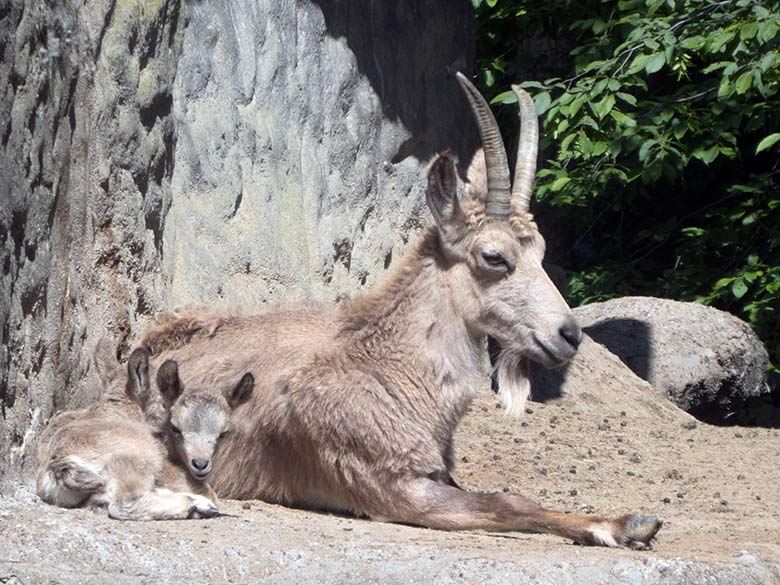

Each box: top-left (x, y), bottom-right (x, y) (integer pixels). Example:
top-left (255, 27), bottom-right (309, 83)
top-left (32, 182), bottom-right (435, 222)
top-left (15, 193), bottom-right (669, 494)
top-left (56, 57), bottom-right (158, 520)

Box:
top-left (0, 0), bottom-right (475, 486)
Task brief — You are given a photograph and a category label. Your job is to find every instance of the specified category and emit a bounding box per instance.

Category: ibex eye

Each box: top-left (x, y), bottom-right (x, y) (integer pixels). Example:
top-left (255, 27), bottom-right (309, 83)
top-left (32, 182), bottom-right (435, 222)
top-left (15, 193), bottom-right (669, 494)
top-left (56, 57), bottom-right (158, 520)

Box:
top-left (481, 251), bottom-right (509, 272)
top-left (171, 425), bottom-right (182, 434)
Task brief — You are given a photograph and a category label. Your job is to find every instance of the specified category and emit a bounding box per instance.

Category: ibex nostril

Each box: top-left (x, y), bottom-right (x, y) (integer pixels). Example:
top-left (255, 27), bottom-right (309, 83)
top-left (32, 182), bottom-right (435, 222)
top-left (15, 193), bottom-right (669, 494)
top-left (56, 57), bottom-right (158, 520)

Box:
top-left (191, 458), bottom-right (209, 471)
top-left (559, 318), bottom-right (582, 350)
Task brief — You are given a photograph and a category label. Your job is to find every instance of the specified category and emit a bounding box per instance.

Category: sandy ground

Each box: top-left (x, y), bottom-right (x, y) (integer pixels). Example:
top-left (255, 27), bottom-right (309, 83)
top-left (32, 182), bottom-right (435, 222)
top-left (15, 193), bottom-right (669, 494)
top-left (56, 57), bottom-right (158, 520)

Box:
top-left (2, 340), bottom-right (779, 584)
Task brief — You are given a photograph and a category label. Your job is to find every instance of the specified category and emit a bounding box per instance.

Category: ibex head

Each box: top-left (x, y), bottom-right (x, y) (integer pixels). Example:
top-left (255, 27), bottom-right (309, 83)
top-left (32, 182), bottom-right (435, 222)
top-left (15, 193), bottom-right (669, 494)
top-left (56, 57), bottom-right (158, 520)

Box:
top-left (156, 360), bottom-right (254, 481)
top-left (426, 73), bottom-right (581, 414)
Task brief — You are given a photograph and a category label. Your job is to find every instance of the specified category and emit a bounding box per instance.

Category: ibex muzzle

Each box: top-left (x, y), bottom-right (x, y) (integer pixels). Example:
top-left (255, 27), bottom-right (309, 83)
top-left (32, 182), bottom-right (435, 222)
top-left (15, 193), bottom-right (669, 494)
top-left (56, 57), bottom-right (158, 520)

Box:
top-left (156, 361), bottom-right (254, 481)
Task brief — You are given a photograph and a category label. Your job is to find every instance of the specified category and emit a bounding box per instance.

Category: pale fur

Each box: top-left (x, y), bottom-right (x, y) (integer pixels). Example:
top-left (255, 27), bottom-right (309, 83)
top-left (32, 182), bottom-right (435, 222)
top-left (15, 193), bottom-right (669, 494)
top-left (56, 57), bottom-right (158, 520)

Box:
top-left (35, 346), bottom-right (250, 520)
top-left (135, 148), bottom-right (661, 548)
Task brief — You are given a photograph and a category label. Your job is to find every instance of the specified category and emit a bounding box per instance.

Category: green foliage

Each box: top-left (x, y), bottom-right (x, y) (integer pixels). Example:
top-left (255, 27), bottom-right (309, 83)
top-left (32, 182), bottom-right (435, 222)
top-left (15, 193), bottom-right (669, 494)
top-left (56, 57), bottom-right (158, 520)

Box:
top-left (474, 0), bottom-right (780, 374)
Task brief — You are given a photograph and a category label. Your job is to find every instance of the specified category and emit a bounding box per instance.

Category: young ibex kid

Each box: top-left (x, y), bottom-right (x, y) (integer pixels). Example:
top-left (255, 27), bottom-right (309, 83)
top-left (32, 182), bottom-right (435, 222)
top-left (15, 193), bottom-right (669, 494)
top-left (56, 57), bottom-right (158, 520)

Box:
top-left (36, 344), bottom-right (253, 520)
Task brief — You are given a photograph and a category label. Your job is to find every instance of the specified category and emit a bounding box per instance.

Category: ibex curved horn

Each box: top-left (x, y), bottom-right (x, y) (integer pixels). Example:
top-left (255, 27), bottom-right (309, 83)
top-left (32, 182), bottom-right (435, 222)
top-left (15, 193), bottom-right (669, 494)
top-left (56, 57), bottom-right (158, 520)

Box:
top-left (510, 84), bottom-right (539, 212)
top-left (455, 72), bottom-right (511, 220)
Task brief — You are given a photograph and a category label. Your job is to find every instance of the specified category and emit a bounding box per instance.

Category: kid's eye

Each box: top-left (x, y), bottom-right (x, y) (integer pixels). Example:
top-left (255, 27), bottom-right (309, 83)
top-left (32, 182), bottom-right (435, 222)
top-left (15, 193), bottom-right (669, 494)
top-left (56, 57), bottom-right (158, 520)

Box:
top-left (171, 425), bottom-right (182, 435)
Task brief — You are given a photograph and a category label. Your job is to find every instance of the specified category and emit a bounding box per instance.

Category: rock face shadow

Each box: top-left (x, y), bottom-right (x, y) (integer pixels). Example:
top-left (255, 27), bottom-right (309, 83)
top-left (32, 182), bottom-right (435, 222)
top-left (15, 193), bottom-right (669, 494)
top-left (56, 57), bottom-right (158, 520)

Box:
top-left (310, 0), bottom-right (479, 166)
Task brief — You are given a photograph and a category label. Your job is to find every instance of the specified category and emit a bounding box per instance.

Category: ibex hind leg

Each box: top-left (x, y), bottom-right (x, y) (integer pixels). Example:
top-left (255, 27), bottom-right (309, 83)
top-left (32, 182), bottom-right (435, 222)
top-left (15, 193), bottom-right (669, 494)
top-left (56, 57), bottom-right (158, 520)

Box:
top-left (385, 478), bottom-right (662, 549)
top-left (107, 487), bottom-right (219, 521)
top-left (37, 456), bottom-right (106, 508)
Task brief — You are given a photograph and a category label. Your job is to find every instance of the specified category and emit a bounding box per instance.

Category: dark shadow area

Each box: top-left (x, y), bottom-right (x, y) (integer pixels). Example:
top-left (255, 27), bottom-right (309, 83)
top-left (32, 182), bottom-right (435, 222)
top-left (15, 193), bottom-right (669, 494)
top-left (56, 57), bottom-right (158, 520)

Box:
top-left (310, 0), bottom-right (479, 171)
top-left (721, 388), bottom-right (780, 428)
top-left (529, 360), bottom-right (570, 403)
top-left (583, 318), bottom-right (651, 382)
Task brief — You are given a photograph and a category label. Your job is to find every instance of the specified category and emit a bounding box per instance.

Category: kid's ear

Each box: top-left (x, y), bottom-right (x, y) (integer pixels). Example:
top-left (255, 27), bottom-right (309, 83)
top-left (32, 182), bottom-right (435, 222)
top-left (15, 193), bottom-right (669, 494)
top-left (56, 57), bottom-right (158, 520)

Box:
top-left (426, 152), bottom-right (462, 230)
top-left (228, 372), bottom-right (254, 408)
top-left (126, 348), bottom-right (150, 402)
top-left (156, 360), bottom-right (183, 404)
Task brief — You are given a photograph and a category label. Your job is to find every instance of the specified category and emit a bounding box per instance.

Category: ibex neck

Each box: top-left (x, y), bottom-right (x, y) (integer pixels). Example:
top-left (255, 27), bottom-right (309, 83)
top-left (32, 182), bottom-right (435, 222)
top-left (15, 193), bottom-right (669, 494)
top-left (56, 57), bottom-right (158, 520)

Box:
top-left (340, 229), bottom-right (484, 399)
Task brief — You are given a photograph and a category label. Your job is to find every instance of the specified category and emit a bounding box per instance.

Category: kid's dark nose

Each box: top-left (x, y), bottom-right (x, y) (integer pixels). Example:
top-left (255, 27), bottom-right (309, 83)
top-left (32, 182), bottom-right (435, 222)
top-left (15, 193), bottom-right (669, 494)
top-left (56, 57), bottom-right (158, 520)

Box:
top-left (192, 458), bottom-right (209, 471)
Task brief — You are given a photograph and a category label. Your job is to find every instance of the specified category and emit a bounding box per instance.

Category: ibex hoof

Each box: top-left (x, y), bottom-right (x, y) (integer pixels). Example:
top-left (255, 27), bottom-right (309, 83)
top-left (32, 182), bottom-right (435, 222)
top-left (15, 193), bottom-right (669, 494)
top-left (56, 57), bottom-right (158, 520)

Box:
top-left (619, 514), bottom-right (663, 549)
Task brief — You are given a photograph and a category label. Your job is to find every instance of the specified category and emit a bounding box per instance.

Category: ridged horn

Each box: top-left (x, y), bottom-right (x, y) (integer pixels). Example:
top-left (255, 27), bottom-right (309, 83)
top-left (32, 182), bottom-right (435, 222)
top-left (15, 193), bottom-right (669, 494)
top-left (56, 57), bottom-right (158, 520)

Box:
top-left (510, 84), bottom-right (539, 212)
top-left (455, 72), bottom-right (511, 220)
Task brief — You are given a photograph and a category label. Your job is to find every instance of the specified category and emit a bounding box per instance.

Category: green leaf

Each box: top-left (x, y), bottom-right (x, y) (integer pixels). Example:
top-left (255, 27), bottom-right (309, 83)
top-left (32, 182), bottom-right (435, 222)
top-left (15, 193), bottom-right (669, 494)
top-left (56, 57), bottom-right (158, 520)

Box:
top-left (638, 140), bottom-right (657, 162)
top-left (681, 227), bottom-right (704, 237)
top-left (714, 277), bottom-right (736, 290)
top-left (645, 53), bottom-right (666, 74)
top-left (534, 92), bottom-right (552, 115)
top-left (616, 92), bottom-right (637, 106)
top-left (758, 20), bottom-right (778, 43)
top-left (756, 133), bottom-right (780, 154)
top-left (549, 177), bottom-right (572, 191)
top-left (627, 54), bottom-right (650, 75)
top-left (754, 68), bottom-right (769, 97)
top-left (740, 22), bottom-right (758, 41)
top-left (483, 69), bottom-right (495, 87)
top-left (708, 30), bottom-right (736, 53)
top-left (560, 133), bottom-right (576, 152)
top-left (692, 146), bottom-right (719, 165)
top-left (591, 94), bottom-right (616, 119)
top-left (610, 110), bottom-right (637, 127)
top-left (591, 79), bottom-right (609, 97)
top-left (490, 90), bottom-right (518, 105)
top-left (680, 36), bottom-right (706, 50)
top-left (735, 71), bottom-right (753, 95)
top-left (568, 95), bottom-right (587, 117)
top-left (717, 77), bottom-right (733, 98)
top-left (579, 132), bottom-right (594, 155)
top-left (732, 278), bottom-right (749, 299)
top-left (518, 81), bottom-right (547, 90)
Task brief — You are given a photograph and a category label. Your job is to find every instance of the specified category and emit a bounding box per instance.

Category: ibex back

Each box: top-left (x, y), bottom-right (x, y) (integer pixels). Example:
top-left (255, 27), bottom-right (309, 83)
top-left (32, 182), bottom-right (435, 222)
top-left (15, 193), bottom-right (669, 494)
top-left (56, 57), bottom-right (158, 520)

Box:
top-left (140, 73), bottom-right (661, 547)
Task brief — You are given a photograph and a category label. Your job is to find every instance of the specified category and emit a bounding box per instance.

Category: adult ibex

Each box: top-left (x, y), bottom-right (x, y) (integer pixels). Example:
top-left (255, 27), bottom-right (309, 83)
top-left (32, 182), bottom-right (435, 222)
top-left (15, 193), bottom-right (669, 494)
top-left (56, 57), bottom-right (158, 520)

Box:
top-left (139, 73), bottom-right (661, 547)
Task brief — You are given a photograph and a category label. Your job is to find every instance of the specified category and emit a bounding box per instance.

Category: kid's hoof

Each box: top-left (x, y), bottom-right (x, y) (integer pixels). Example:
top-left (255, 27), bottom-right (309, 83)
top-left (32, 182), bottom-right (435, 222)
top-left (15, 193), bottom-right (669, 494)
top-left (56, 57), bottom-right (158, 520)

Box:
top-left (188, 495), bottom-right (220, 519)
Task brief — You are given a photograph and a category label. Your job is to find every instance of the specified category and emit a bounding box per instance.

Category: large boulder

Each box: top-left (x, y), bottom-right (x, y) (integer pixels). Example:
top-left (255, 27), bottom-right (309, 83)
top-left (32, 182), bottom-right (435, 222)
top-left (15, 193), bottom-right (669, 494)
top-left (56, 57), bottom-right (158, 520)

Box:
top-left (0, 0), bottom-right (475, 486)
top-left (571, 297), bottom-right (770, 423)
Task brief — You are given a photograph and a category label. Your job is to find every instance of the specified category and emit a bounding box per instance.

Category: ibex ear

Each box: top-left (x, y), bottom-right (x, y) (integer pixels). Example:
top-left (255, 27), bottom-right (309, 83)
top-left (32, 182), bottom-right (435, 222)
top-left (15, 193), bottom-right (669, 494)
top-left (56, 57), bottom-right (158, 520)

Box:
top-left (464, 148), bottom-right (488, 201)
top-left (156, 360), bottom-right (183, 405)
top-left (93, 336), bottom-right (122, 385)
top-left (126, 348), bottom-right (150, 403)
top-left (228, 373), bottom-right (254, 409)
top-left (426, 152), bottom-right (462, 230)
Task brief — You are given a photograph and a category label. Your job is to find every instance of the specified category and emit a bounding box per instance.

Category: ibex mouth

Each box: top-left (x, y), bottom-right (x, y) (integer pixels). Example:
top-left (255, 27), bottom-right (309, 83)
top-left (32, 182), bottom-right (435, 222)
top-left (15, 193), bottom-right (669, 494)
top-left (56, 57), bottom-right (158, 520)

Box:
top-left (531, 333), bottom-right (577, 368)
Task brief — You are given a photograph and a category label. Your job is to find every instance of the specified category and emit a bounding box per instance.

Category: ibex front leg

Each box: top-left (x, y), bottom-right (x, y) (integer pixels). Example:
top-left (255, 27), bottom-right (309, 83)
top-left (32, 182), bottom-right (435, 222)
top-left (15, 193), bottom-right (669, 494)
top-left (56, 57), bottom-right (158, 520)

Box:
top-left (387, 479), bottom-right (661, 548)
